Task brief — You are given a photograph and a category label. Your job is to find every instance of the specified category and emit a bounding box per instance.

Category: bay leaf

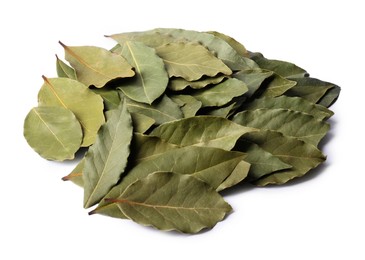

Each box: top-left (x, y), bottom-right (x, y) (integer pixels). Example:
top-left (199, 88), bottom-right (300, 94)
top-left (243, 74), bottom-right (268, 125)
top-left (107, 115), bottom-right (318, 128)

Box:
top-left (234, 140), bottom-right (292, 182)
top-left (205, 102), bottom-right (237, 118)
top-left (191, 78), bottom-right (248, 107)
top-left (123, 94), bottom-right (183, 125)
top-left (285, 77), bottom-right (336, 104)
top-left (117, 41), bottom-right (169, 104)
top-left (24, 106), bottom-right (82, 161)
top-left (154, 28), bottom-right (258, 70)
top-left (168, 75), bottom-right (227, 91)
top-left (216, 160), bottom-right (250, 191)
top-left (155, 42), bottom-right (232, 81)
top-left (206, 31), bottom-right (249, 57)
top-left (233, 108), bottom-right (330, 146)
top-left (83, 99), bottom-right (133, 208)
top-left (62, 158), bottom-right (85, 187)
top-left (92, 146), bottom-right (245, 217)
top-left (130, 113), bottom-right (155, 133)
top-left (240, 130), bottom-right (326, 185)
top-left (91, 88), bottom-right (121, 111)
top-left (233, 69), bottom-right (274, 97)
top-left (104, 171), bottom-right (232, 233)
top-left (60, 42), bottom-right (135, 88)
top-left (150, 116), bottom-right (257, 151)
top-left (251, 53), bottom-right (308, 78)
top-left (260, 73), bottom-right (297, 97)
top-left (38, 77), bottom-right (105, 147)
top-left (169, 94), bottom-right (202, 118)
top-left (56, 55), bottom-right (77, 79)
top-left (317, 85), bottom-right (341, 108)
top-left (241, 96), bottom-right (334, 120)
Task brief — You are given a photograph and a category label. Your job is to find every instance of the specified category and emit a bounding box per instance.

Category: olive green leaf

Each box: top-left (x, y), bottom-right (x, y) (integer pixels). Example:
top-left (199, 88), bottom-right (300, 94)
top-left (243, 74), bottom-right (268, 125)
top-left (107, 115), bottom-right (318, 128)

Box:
top-left (110, 146), bottom-right (246, 194)
top-left (38, 77), bottom-right (105, 146)
top-left (285, 77), bottom-right (337, 105)
top-left (91, 88), bottom-right (121, 111)
top-left (233, 108), bottom-right (329, 146)
top-left (241, 96), bottom-right (334, 120)
top-left (56, 55), bottom-right (77, 79)
top-left (234, 140), bottom-right (292, 182)
top-left (83, 99), bottom-right (133, 208)
top-left (123, 94), bottom-right (183, 125)
top-left (130, 113), bottom-right (155, 133)
top-left (92, 146), bottom-right (245, 218)
top-left (24, 106), bottom-right (82, 161)
top-left (206, 31), bottom-right (249, 57)
top-left (233, 69), bottom-right (274, 97)
top-left (216, 160), bottom-right (250, 191)
top-left (154, 28), bottom-right (258, 70)
top-left (317, 85), bottom-right (341, 108)
top-left (117, 41), bottom-right (169, 104)
top-left (60, 42), bottom-right (135, 88)
top-left (103, 171), bottom-right (232, 233)
top-left (168, 75), bottom-right (227, 91)
top-left (240, 130), bottom-right (326, 185)
top-left (191, 78), bottom-right (248, 107)
top-left (261, 73), bottom-right (297, 97)
top-left (155, 42), bottom-right (232, 81)
top-left (205, 102), bottom-right (237, 118)
top-left (251, 53), bottom-right (308, 78)
top-left (169, 94), bottom-right (202, 118)
top-left (151, 116), bottom-right (257, 151)
top-left (62, 158), bottom-right (85, 187)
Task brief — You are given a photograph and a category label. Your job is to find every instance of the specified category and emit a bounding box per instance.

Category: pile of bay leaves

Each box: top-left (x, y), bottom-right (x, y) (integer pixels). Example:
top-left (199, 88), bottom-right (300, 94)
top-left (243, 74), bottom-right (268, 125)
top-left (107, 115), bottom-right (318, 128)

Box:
top-left (24, 28), bottom-right (340, 233)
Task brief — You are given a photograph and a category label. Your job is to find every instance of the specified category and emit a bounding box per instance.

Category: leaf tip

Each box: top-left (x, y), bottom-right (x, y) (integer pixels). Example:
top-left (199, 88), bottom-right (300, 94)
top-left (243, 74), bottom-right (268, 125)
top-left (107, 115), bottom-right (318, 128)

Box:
top-left (61, 175), bottom-right (69, 181)
top-left (58, 41), bottom-right (67, 49)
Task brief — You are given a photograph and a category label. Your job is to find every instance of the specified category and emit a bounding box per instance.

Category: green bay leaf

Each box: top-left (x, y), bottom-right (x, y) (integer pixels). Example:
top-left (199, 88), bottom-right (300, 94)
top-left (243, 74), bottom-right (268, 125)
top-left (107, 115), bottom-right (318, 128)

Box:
top-left (155, 42), bottom-right (232, 81)
top-left (56, 55), bottom-right (77, 79)
top-left (150, 116), bottom-right (257, 151)
top-left (83, 99), bottom-right (133, 208)
top-left (233, 69), bottom-right (273, 97)
top-left (62, 158), bottom-right (85, 187)
top-left (191, 78), bottom-right (248, 107)
top-left (24, 106), bottom-right (82, 161)
top-left (240, 130), bottom-right (326, 185)
top-left (117, 41), bottom-right (169, 104)
top-left (61, 42), bottom-right (134, 88)
top-left (169, 94), bottom-right (202, 118)
top-left (38, 77), bottom-right (105, 147)
top-left (105, 171), bottom-right (232, 233)
top-left (233, 108), bottom-right (329, 146)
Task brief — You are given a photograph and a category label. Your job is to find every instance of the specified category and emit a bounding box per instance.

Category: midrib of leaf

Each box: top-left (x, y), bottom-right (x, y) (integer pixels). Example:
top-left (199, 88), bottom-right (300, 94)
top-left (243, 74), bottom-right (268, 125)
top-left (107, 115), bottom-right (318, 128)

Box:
top-left (62, 172), bottom-right (82, 181)
top-left (126, 42), bottom-right (151, 103)
top-left (85, 118), bottom-right (124, 207)
top-left (60, 42), bottom-right (113, 81)
top-left (32, 108), bottom-right (69, 152)
top-left (106, 198), bottom-right (224, 211)
top-left (163, 59), bottom-right (226, 71)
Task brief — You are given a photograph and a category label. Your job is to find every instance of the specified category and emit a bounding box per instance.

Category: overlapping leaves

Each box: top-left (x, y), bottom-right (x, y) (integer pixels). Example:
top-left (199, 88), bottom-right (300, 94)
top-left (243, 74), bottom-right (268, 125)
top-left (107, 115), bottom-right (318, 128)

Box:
top-left (24, 28), bottom-right (340, 234)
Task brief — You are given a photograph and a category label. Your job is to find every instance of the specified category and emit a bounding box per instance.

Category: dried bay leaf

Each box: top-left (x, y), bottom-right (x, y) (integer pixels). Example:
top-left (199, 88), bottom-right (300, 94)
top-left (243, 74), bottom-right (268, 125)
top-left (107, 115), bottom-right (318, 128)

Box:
top-left (251, 53), bottom-right (308, 78)
top-left (62, 158), bottom-right (85, 187)
top-left (285, 77), bottom-right (338, 105)
top-left (191, 78), bottom-right (248, 107)
top-left (24, 106), bottom-right (82, 161)
top-left (151, 116), bottom-right (257, 151)
top-left (241, 96), bottom-right (334, 120)
top-left (117, 41), bottom-right (169, 104)
top-left (216, 160), bottom-right (250, 191)
top-left (91, 88), bottom-right (121, 111)
top-left (233, 69), bottom-right (274, 97)
top-left (206, 31), bottom-right (249, 57)
top-left (260, 73), bottom-right (297, 97)
top-left (38, 77), bottom-right (105, 146)
top-left (123, 94), bottom-right (183, 125)
top-left (154, 28), bottom-right (258, 70)
top-left (83, 99), bottom-right (133, 208)
top-left (155, 42), bottom-right (232, 81)
top-left (109, 31), bottom-right (177, 49)
top-left (60, 42), bottom-right (135, 88)
top-left (104, 171), bottom-right (232, 233)
top-left (233, 108), bottom-right (330, 146)
top-left (56, 55), bottom-right (77, 79)
top-left (130, 113), bottom-right (155, 133)
top-left (239, 130), bottom-right (326, 185)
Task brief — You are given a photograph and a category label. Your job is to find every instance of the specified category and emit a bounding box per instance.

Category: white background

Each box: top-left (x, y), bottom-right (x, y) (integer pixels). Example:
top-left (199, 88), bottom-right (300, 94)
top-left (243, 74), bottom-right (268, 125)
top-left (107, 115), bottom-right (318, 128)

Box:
top-left (1, 0), bottom-right (364, 259)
